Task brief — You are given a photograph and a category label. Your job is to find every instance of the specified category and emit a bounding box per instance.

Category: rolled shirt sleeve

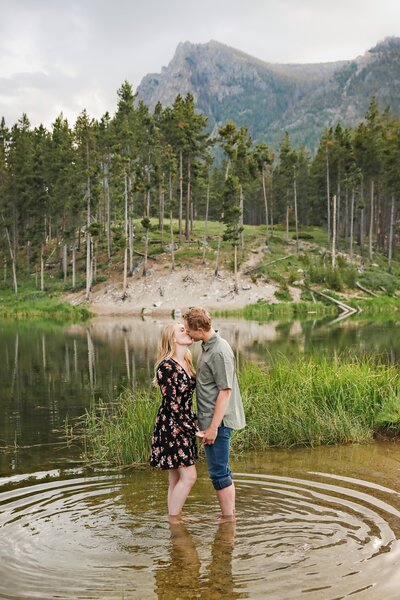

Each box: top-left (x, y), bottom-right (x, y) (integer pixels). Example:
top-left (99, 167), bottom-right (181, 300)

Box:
top-left (210, 351), bottom-right (234, 391)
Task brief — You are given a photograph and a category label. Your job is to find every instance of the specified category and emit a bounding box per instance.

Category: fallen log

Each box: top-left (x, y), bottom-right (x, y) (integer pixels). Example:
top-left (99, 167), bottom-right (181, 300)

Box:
top-left (133, 250), bottom-right (157, 261)
top-left (355, 281), bottom-right (378, 297)
top-left (304, 285), bottom-right (359, 323)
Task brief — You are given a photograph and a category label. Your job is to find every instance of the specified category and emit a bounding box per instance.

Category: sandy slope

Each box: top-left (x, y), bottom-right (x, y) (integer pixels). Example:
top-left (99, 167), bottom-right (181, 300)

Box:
top-left (64, 248), bottom-right (302, 316)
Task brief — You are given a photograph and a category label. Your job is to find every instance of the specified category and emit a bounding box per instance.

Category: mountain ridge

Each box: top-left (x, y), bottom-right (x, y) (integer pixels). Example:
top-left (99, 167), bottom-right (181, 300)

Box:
top-left (136, 37), bottom-right (400, 150)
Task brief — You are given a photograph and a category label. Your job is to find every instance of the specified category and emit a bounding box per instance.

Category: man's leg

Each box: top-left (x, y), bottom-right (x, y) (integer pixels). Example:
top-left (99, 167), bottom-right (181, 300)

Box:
top-left (204, 425), bottom-right (234, 517)
top-left (216, 482), bottom-right (235, 517)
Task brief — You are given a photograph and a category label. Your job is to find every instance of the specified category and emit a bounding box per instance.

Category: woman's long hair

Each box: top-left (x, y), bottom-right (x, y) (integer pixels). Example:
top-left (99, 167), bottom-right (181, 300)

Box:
top-left (153, 323), bottom-right (195, 386)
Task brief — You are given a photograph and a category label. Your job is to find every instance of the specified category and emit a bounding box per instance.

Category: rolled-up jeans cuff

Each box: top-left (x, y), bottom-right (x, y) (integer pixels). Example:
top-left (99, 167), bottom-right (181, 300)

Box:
top-left (211, 474), bottom-right (233, 490)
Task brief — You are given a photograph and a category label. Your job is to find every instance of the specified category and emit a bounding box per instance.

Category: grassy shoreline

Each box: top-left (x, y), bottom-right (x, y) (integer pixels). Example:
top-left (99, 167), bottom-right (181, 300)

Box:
top-left (0, 288), bottom-right (91, 321)
top-left (80, 356), bottom-right (400, 467)
top-left (2, 223), bottom-right (399, 320)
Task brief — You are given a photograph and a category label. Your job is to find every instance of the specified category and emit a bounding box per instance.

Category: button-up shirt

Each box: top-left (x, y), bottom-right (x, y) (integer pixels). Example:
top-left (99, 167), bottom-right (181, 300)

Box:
top-left (196, 332), bottom-right (246, 431)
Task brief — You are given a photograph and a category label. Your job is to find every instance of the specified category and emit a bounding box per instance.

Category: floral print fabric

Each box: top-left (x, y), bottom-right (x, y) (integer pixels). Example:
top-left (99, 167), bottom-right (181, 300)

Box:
top-left (150, 358), bottom-right (198, 470)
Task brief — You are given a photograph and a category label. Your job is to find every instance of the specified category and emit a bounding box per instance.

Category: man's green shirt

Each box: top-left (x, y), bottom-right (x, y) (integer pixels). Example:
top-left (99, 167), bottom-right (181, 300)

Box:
top-left (196, 332), bottom-right (246, 431)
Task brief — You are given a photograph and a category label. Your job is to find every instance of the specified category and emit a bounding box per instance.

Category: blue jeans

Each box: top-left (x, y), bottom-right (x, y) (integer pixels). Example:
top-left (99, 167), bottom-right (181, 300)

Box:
top-left (204, 424), bottom-right (233, 490)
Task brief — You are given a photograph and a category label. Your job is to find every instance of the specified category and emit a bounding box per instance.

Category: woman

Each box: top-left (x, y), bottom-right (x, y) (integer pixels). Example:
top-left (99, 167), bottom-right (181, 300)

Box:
top-left (150, 322), bottom-right (201, 519)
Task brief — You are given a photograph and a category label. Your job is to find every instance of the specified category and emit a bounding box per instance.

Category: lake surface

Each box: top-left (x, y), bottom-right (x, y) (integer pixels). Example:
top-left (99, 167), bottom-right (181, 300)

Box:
top-left (1, 315), bottom-right (400, 598)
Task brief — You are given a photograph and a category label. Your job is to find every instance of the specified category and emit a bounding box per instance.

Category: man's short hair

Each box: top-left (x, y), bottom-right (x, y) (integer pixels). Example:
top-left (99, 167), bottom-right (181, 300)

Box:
top-left (183, 307), bottom-right (212, 331)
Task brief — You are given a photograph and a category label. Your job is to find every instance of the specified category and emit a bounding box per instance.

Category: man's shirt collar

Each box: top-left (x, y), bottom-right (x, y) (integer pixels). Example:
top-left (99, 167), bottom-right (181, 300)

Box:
top-left (201, 331), bottom-right (219, 352)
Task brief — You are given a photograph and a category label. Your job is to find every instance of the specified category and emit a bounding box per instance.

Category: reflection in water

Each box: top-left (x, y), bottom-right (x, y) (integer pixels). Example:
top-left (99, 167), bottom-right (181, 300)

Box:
top-left (155, 520), bottom-right (242, 600)
top-left (202, 520), bottom-right (244, 600)
top-left (155, 521), bottom-right (201, 599)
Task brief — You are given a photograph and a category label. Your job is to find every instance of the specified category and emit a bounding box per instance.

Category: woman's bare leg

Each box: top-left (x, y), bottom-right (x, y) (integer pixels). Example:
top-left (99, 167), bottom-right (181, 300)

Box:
top-left (168, 465), bottom-right (197, 516)
top-left (168, 469), bottom-right (180, 510)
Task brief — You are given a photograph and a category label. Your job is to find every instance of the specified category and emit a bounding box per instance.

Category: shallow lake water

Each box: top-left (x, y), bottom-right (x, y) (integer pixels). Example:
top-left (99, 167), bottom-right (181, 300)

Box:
top-left (1, 445), bottom-right (400, 599)
top-left (1, 315), bottom-right (400, 598)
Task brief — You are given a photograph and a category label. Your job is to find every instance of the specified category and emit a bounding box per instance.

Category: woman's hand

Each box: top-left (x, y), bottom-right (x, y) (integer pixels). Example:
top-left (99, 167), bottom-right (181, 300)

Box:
top-left (195, 430), bottom-right (205, 438)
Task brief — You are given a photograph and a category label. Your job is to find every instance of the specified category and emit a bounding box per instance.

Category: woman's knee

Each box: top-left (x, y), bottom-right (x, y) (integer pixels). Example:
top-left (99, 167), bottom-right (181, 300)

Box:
top-left (180, 466), bottom-right (197, 486)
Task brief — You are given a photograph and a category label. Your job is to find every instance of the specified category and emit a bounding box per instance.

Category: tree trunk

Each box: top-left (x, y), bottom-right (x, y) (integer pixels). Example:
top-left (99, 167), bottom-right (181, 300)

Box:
top-left (270, 174), bottom-right (274, 236)
top-left (72, 245), bottom-right (76, 290)
top-left (190, 190), bottom-right (193, 234)
top-left (349, 190), bottom-right (355, 260)
top-left (388, 195), bottom-right (395, 273)
top-left (4, 225), bottom-right (18, 297)
top-left (293, 168), bottom-right (299, 254)
top-left (40, 245), bottom-right (44, 292)
top-left (369, 179), bottom-right (374, 261)
top-left (170, 208), bottom-right (175, 271)
top-left (185, 155), bottom-right (191, 240)
top-left (128, 176), bottom-right (133, 276)
top-left (122, 246), bottom-right (128, 298)
top-left (142, 189), bottom-right (150, 277)
top-left (159, 179), bottom-right (164, 242)
top-left (239, 184), bottom-right (244, 258)
top-left (179, 151), bottom-right (183, 240)
top-left (336, 178), bottom-right (341, 250)
top-left (285, 201), bottom-right (289, 243)
top-left (169, 172), bottom-right (175, 271)
top-left (261, 165), bottom-right (269, 244)
top-left (85, 173), bottom-right (92, 302)
top-left (215, 237), bottom-right (222, 277)
top-left (26, 240), bottom-right (31, 276)
top-left (104, 163), bottom-right (111, 261)
top-left (360, 207), bottom-right (365, 257)
top-left (233, 243), bottom-right (238, 294)
top-left (331, 194), bottom-right (337, 269)
top-left (344, 187), bottom-right (349, 249)
top-left (92, 239), bottom-right (96, 282)
top-left (326, 147), bottom-right (331, 243)
top-left (202, 176), bottom-right (210, 264)
top-left (63, 244), bottom-right (67, 283)
top-left (129, 213), bottom-right (133, 276)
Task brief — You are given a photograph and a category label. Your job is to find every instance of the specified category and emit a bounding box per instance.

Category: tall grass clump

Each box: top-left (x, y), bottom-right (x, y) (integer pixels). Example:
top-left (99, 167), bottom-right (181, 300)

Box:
top-left (233, 355), bottom-right (400, 450)
top-left (82, 388), bottom-right (160, 466)
top-left (81, 355), bottom-right (400, 467)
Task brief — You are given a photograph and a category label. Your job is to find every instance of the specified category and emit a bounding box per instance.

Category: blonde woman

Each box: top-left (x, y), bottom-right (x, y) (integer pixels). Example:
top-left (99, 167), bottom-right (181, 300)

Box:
top-left (150, 322), bottom-right (201, 519)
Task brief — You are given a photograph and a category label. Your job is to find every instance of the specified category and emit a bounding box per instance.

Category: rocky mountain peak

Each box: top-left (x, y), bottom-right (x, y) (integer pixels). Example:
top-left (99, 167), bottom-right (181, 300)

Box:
top-left (136, 38), bottom-right (400, 151)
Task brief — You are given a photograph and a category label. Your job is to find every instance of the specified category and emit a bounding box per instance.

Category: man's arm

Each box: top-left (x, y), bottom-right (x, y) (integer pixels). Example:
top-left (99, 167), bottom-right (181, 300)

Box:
top-left (202, 388), bottom-right (231, 445)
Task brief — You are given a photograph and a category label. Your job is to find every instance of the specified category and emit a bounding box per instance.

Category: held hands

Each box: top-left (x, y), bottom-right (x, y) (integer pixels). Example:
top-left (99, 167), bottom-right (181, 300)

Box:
top-left (201, 426), bottom-right (218, 445)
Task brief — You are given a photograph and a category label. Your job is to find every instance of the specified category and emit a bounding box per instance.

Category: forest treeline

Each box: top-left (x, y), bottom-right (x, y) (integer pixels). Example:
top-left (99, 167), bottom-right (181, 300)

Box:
top-left (0, 81), bottom-right (399, 298)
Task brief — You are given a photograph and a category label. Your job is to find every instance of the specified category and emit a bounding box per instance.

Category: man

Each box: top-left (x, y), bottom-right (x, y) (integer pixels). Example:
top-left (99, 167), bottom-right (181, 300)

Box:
top-left (183, 307), bottom-right (246, 519)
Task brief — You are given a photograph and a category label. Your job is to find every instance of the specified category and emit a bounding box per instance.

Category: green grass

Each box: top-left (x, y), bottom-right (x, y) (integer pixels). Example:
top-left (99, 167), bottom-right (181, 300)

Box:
top-left (234, 356), bottom-right (400, 450)
top-left (0, 287), bottom-right (91, 321)
top-left (347, 296), bottom-right (400, 313)
top-left (80, 355), bottom-right (400, 466)
top-left (81, 388), bottom-right (160, 466)
top-left (214, 299), bottom-right (336, 321)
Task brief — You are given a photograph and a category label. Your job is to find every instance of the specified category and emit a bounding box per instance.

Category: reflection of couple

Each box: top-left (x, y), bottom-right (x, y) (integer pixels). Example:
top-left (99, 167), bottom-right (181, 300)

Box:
top-left (155, 519), bottom-right (241, 599)
top-left (150, 307), bottom-right (246, 520)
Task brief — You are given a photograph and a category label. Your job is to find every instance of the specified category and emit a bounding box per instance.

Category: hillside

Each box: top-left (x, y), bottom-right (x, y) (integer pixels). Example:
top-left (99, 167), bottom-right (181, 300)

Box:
top-left (136, 37), bottom-right (400, 150)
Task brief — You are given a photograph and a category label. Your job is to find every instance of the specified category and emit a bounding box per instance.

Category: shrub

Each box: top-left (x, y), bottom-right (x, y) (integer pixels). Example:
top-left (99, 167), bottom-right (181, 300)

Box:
top-left (275, 288), bottom-right (292, 301)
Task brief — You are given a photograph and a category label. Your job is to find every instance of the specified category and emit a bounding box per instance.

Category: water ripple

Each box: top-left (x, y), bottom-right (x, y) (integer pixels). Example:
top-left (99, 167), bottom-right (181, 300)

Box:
top-left (0, 469), bottom-right (399, 599)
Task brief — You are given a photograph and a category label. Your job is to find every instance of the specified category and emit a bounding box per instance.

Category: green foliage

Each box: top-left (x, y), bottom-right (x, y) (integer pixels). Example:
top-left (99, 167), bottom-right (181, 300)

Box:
top-left (234, 357), bottom-right (400, 449)
top-left (0, 287), bottom-right (91, 321)
top-left (81, 357), bottom-right (400, 466)
top-left (274, 288), bottom-right (292, 301)
top-left (359, 270), bottom-right (398, 292)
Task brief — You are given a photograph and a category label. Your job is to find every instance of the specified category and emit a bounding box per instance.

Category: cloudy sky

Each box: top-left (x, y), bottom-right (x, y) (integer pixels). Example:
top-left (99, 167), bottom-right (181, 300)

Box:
top-left (1, 0), bottom-right (399, 128)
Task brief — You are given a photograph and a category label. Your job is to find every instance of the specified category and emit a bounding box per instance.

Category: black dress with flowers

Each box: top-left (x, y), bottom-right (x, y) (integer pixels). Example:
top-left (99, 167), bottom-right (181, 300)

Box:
top-left (150, 358), bottom-right (198, 470)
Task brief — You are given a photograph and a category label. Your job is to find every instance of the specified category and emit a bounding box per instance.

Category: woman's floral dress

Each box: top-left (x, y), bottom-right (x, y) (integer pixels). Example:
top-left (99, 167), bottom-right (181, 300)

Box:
top-left (150, 358), bottom-right (198, 470)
